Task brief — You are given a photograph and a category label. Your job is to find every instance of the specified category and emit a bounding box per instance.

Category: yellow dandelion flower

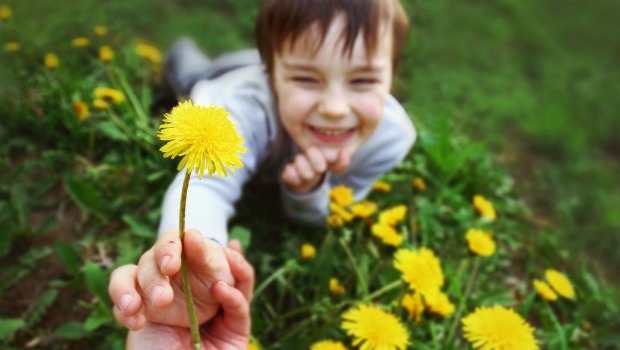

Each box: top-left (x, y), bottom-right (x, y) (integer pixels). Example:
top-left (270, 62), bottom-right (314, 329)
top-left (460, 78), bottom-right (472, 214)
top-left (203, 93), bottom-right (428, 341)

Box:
top-left (330, 202), bottom-right (354, 222)
top-left (327, 214), bottom-right (344, 228)
top-left (94, 25), bottom-right (107, 36)
top-left (94, 87), bottom-right (125, 104)
top-left (394, 247), bottom-right (444, 296)
top-left (378, 205), bottom-right (407, 226)
top-left (300, 243), bottom-right (316, 260)
top-left (330, 185), bottom-right (354, 207)
top-left (247, 340), bottom-right (260, 350)
top-left (135, 43), bottom-right (162, 63)
top-left (99, 45), bottom-right (114, 63)
top-left (341, 304), bottom-right (410, 350)
top-left (581, 321), bottom-right (592, 332)
top-left (310, 340), bottom-right (348, 350)
top-left (158, 101), bottom-right (246, 179)
top-left (533, 278), bottom-right (558, 301)
top-left (424, 290), bottom-right (455, 317)
top-left (462, 306), bottom-right (539, 350)
top-left (92, 98), bottom-right (109, 110)
top-left (0, 4), bottom-right (11, 22)
top-left (4, 42), bottom-right (20, 52)
top-left (350, 200), bottom-right (378, 219)
top-left (371, 223), bottom-right (403, 247)
top-left (372, 180), bottom-right (391, 192)
top-left (465, 228), bottom-right (496, 256)
top-left (412, 177), bottom-right (426, 191)
top-left (329, 277), bottom-right (345, 296)
top-left (401, 290), bottom-right (424, 321)
top-left (71, 37), bottom-right (90, 47)
top-left (473, 195), bottom-right (496, 221)
top-left (44, 53), bottom-right (59, 70)
top-left (545, 269), bottom-right (575, 299)
top-left (73, 101), bottom-right (89, 120)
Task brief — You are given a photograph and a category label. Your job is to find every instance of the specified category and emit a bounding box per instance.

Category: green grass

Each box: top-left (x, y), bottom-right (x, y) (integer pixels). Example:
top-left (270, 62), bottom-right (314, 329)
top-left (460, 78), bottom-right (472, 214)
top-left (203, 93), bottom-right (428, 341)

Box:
top-left (1, 0), bottom-right (619, 348)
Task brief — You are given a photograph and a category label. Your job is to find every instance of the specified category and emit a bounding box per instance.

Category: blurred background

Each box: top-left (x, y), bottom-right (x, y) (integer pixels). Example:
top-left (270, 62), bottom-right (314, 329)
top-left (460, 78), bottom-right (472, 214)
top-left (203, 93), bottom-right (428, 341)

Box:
top-left (1, 0), bottom-right (618, 348)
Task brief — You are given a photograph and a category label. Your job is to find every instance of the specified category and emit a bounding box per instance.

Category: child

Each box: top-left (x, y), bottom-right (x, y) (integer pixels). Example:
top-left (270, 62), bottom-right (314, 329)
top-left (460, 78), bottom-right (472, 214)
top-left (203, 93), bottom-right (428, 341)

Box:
top-left (108, 0), bottom-right (414, 346)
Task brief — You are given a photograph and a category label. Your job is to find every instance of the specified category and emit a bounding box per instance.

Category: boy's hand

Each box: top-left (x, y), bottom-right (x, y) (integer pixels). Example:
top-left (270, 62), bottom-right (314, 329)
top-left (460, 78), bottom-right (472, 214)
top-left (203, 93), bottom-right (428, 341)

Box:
top-left (109, 229), bottom-right (236, 329)
top-left (281, 146), bottom-right (350, 194)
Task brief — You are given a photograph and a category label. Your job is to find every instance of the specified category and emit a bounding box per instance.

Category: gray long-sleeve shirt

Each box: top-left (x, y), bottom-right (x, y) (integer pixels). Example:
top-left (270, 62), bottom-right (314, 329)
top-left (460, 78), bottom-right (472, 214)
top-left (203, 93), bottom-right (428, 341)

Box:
top-left (158, 64), bottom-right (416, 243)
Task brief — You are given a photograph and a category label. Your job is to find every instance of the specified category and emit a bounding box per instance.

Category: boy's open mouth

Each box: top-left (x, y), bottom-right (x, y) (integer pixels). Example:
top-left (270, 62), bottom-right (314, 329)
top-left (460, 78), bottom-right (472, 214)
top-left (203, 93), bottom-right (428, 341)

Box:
top-left (308, 125), bottom-right (356, 143)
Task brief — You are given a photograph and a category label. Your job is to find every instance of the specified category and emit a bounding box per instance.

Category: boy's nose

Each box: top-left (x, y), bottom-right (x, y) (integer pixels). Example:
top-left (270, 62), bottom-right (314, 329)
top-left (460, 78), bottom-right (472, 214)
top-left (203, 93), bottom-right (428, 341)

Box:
top-left (318, 89), bottom-right (350, 119)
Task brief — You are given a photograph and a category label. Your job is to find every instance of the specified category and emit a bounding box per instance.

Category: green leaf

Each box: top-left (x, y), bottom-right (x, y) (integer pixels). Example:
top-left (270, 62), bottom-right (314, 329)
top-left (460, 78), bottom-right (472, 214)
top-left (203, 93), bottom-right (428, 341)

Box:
top-left (54, 322), bottom-right (89, 339)
top-left (55, 241), bottom-right (80, 277)
top-left (0, 319), bottom-right (25, 340)
top-left (63, 176), bottom-right (104, 215)
top-left (97, 121), bottom-right (129, 142)
top-left (84, 261), bottom-right (109, 307)
top-left (122, 214), bottom-right (154, 238)
top-left (84, 312), bottom-right (111, 332)
top-left (229, 225), bottom-right (251, 250)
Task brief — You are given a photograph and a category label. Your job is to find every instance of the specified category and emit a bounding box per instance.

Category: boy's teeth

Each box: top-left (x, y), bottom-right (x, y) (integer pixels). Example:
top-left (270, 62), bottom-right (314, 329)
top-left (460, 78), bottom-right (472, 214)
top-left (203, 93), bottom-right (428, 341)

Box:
top-left (314, 127), bottom-right (349, 136)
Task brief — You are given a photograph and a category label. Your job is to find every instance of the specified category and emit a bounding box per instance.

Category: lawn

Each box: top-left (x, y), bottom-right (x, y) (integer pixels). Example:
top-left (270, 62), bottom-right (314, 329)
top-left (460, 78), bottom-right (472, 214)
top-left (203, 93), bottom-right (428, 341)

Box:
top-left (1, 0), bottom-right (618, 349)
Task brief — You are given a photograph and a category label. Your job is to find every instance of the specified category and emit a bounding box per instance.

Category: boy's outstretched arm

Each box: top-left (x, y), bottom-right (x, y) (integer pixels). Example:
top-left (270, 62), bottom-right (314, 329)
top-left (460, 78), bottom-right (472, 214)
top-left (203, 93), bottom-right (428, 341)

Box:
top-left (108, 229), bottom-right (237, 330)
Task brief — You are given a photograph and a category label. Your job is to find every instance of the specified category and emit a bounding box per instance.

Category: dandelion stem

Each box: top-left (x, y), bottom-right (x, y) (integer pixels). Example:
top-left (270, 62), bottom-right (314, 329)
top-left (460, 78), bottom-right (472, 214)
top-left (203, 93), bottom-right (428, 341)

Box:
top-left (546, 302), bottom-right (568, 350)
top-left (363, 279), bottom-right (403, 301)
top-left (338, 239), bottom-right (368, 298)
top-left (444, 257), bottom-right (481, 347)
top-left (254, 264), bottom-right (293, 299)
top-left (179, 171), bottom-right (201, 350)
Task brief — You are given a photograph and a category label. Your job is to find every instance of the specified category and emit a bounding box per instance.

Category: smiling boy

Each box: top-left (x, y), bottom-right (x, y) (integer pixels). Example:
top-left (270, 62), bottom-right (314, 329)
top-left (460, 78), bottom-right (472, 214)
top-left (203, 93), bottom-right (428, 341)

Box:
top-left (109, 0), bottom-right (414, 346)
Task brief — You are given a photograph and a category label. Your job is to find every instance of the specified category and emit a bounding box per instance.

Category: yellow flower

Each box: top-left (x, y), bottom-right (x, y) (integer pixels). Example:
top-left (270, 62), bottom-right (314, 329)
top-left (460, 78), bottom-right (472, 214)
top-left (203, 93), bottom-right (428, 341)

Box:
top-left (330, 185), bottom-right (354, 207)
top-left (0, 4), bottom-right (11, 22)
top-left (465, 228), bottom-right (496, 256)
top-left (330, 202), bottom-right (354, 223)
top-left (99, 45), bottom-right (114, 63)
top-left (94, 25), bottom-right (107, 36)
top-left (158, 101), bottom-right (246, 179)
top-left (424, 290), bottom-right (455, 317)
top-left (394, 247), bottom-right (444, 296)
top-left (327, 214), bottom-right (344, 228)
top-left (3, 42), bottom-right (20, 52)
top-left (73, 101), bottom-right (89, 120)
top-left (135, 43), bottom-right (162, 63)
top-left (94, 87), bottom-right (125, 104)
top-left (462, 306), bottom-right (539, 350)
top-left (473, 195), bottom-right (496, 221)
top-left (92, 98), bottom-right (110, 109)
top-left (581, 321), bottom-right (592, 332)
top-left (533, 278), bottom-right (558, 301)
top-left (44, 53), bottom-right (59, 70)
top-left (378, 204), bottom-right (407, 226)
top-left (300, 243), bottom-right (316, 260)
top-left (329, 277), bottom-right (345, 296)
top-left (71, 37), bottom-right (90, 47)
top-left (371, 223), bottom-right (403, 247)
top-left (247, 340), bottom-right (260, 350)
top-left (310, 340), bottom-right (348, 350)
top-left (341, 304), bottom-right (410, 350)
top-left (401, 291), bottom-right (424, 321)
top-left (412, 177), bottom-right (426, 191)
top-left (350, 200), bottom-right (377, 219)
top-left (545, 269), bottom-right (575, 299)
top-left (372, 180), bottom-right (391, 192)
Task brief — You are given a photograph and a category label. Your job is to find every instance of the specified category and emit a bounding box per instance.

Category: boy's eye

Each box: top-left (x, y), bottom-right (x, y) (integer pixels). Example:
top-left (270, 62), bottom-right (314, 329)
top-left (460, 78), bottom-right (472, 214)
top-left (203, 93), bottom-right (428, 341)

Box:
top-left (351, 78), bottom-right (378, 85)
top-left (292, 76), bottom-right (319, 84)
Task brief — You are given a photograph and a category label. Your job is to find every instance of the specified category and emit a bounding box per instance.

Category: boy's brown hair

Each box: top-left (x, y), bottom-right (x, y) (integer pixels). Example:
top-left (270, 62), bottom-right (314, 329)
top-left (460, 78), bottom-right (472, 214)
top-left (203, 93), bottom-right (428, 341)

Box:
top-left (256, 0), bottom-right (409, 75)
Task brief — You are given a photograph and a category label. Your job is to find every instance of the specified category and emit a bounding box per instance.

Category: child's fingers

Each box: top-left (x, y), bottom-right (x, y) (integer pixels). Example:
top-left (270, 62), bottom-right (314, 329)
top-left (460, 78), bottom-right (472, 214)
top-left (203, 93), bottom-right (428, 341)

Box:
top-left (227, 239), bottom-right (243, 254)
top-left (109, 265), bottom-right (144, 326)
top-left (225, 247), bottom-right (255, 302)
top-left (152, 230), bottom-right (183, 276)
top-left (136, 250), bottom-right (174, 308)
top-left (305, 147), bottom-right (327, 174)
top-left (292, 153), bottom-right (315, 181)
top-left (281, 163), bottom-right (301, 187)
top-left (113, 303), bottom-right (146, 331)
top-left (211, 281), bottom-right (251, 336)
top-left (329, 148), bottom-right (351, 174)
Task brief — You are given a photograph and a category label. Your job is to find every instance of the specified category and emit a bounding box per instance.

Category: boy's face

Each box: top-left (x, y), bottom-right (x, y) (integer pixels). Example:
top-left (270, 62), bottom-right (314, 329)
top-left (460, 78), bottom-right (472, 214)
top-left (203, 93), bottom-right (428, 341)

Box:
top-left (272, 14), bottom-right (393, 164)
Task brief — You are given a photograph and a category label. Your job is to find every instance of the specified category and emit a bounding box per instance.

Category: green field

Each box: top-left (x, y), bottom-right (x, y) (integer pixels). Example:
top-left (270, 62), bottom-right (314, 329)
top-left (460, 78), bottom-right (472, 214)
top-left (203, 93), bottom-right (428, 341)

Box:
top-left (1, 0), bottom-right (618, 349)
